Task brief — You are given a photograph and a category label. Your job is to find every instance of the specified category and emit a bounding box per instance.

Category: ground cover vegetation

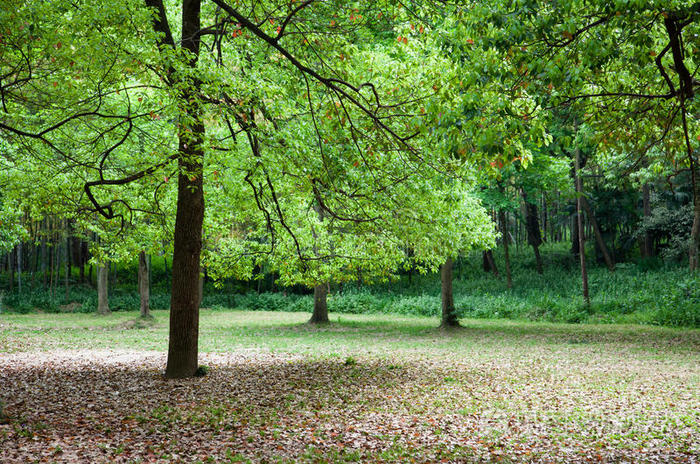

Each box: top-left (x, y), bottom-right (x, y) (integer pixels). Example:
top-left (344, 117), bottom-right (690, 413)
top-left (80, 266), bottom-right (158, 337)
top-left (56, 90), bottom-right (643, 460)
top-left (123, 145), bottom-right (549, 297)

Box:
top-left (0, 311), bottom-right (699, 462)
top-left (0, 0), bottom-right (699, 460)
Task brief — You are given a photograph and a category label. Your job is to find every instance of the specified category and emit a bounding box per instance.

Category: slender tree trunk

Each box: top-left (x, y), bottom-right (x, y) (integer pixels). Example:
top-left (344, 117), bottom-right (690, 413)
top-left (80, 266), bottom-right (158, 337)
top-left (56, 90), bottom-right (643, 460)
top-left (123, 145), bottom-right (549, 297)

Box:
top-left (64, 234), bottom-right (70, 299)
top-left (575, 148), bottom-right (590, 305)
top-left (78, 240), bottom-right (85, 284)
top-left (138, 251), bottom-right (150, 318)
top-left (690, 184), bottom-right (700, 271)
top-left (310, 283), bottom-right (329, 324)
top-left (8, 248), bottom-right (14, 292)
top-left (440, 258), bottom-right (459, 327)
top-left (41, 221), bottom-right (47, 289)
top-left (16, 242), bottom-right (22, 294)
top-left (642, 183), bottom-right (653, 258)
top-left (97, 263), bottom-right (110, 315)
top-left (580, 196), bottom-right (615, 272)
top-left (499, 210), bottom-right (513, 288)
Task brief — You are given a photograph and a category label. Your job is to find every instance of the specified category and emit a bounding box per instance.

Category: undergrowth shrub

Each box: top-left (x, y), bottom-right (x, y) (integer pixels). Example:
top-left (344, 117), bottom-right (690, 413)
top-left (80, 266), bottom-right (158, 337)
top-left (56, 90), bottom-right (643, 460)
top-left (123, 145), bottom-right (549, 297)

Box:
top-left (1, 246), bottom-right (697, 328)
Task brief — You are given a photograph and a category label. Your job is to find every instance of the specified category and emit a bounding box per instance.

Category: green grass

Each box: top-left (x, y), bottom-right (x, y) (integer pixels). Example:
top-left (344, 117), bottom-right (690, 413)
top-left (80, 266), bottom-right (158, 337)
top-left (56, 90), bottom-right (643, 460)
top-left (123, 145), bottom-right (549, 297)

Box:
top-left (1, 311), bottom-right (699, 462)
top-left (1, 309), bottom-right (698, 360)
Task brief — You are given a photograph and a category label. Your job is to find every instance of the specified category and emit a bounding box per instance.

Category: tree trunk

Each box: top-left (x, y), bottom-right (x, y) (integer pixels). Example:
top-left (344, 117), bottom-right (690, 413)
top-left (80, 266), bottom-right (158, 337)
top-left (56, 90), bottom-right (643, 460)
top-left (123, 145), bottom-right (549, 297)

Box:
top-left (41, 221), bottom-right (47, 289)
top-left (690, 177), bottom-right (700, 271)
top-left (78, 240), bottom-right (86, 284)
top-left (575, 148), bottom-right (590, 305)
top-left (64, 234), bottom-right (70, 299)
top-left (482, 250), bottom-right (499, 277)
top-left (522, 190), bottom-right (544, 274)
top-left (198, 265), bottom-right (204, 308)
top-left (440, 258), bottom-right (459, 327)
top-left (159, 0), bottom-right (206, 379)
top-left (16, 241), bottom-right (22, 294)
top-left (498, 210), bottom-right (513, 288)
top-left (310, 283), bottom-right (330, 324)
top-left (571, 213), bottom-right (580, 255)
top-left (97, 263), bottom-right (110, 315)
top-left (642, 183), bottom-right (653, 258)
top-left (580, 196), bottom-right (615, 272)
top-left (138, 251), bottom-right (150, 318)
top-left (8, 248), bottom-right (14, 292)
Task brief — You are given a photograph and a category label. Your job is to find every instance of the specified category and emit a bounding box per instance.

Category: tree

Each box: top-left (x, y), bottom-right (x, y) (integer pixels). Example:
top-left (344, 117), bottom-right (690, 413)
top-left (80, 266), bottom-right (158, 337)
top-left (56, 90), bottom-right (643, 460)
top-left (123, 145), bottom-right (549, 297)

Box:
top-left (96, 262), bottom-right (111, 315)
top-left (467, 0), bottom-right (700, 269)
top-left (2, 0), bottom-right (478, 376)
top-left (138, 251), bottom-right (151, 318)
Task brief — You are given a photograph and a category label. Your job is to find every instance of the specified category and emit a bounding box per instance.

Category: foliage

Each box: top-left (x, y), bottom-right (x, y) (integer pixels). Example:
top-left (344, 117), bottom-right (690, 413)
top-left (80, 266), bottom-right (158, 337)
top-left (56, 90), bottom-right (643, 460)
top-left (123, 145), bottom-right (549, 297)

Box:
top-left (635, 204), bottom-right (694, 261)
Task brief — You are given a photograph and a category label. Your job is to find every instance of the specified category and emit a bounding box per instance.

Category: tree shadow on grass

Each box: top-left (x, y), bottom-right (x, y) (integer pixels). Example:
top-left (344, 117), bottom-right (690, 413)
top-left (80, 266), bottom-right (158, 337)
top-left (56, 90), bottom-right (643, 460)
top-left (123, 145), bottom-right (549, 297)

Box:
top-left (0, 353), bottom-right (430, 462)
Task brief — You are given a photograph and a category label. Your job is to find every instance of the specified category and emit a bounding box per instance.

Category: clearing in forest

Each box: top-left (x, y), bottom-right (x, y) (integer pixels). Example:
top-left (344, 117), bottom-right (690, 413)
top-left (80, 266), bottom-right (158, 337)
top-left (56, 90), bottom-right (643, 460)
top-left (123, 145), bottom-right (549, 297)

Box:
top-left (1, 310), bottom-right (699, 463)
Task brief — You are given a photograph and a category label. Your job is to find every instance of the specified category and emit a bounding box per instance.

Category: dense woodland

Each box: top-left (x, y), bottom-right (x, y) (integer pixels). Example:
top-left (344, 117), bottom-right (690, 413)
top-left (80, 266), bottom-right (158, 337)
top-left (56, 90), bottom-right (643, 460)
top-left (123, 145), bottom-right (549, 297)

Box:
top-left (1, 0), bottom-right (699, 381)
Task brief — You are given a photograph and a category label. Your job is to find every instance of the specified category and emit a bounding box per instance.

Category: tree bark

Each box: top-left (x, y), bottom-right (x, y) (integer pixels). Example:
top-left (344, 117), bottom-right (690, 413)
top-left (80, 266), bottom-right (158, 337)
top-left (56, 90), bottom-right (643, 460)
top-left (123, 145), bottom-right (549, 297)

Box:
top-left (8, 247), bottom-right (14, 292)
top-left (166, 121), bottom-right (205, 377)
top-left (147, 0), bottom-right (205, 379)
top-left (138, 251), bottom-right (150, 318)
top-left (310, 283), bottom-right (330, 323)
top-left (580, 196), bottom-right (615, 272)
top-left (97, 263), bottom-right (110, 315)
top-left (64, 233), bottom-right (70, 299)
top-left (16, 241), bottom-right (22, 294)
top-left (41, 221), bottom-right (47, 288)
top-left (575, 148), bottom-right (590, 305)
top-left (198, 265), bottom-right (204, 308)
top-left (690, 176), bottom-right (700, 271)
top-left (440, 258), bottom-right (459, 327)
top-left (642, 183), bottom-right (653, 258)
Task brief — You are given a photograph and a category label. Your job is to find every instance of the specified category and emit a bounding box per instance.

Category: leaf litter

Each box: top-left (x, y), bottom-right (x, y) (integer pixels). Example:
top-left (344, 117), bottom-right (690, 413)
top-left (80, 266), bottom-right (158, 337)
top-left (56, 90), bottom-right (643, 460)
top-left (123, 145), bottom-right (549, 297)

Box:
top-left (0, 334), bottom-right (698, 463)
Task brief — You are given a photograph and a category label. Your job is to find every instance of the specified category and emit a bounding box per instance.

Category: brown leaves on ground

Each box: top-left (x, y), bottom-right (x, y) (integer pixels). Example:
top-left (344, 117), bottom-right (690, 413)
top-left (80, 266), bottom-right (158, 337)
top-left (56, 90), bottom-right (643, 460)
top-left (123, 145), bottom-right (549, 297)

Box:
top-left (1, 347), bottom-right (698, 463)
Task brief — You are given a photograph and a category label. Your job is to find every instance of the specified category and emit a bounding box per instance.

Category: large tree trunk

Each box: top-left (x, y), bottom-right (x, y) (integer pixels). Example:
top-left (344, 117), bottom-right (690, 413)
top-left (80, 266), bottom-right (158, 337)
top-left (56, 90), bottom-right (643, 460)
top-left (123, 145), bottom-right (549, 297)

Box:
top-left (198, 265), bottom-right (204, 308)
top-left (522, 190), bottom-right (544, 274)
top-left (97, 263), bottom-right (110, 315)
top-left (310, 283), bottom-right (329, 324)
top-left (498, 210), bottom-right (513, 288)
top-left (440, 258), bottom-right (459, 327)
top-left (166, 122), bottom-right (205, 378)
top-left (580, 196), bottom-right (615, 272)
top-left (159, 0), bottom-right (206, 379)
top-left (138, 251), bottom-right (150, 318)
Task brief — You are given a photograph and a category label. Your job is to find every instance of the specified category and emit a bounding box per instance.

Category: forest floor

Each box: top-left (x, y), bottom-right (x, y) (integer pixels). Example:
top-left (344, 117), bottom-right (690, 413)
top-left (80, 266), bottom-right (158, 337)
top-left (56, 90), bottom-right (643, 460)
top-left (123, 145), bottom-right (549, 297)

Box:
top-left (0, 310), bottom-right (699, 463)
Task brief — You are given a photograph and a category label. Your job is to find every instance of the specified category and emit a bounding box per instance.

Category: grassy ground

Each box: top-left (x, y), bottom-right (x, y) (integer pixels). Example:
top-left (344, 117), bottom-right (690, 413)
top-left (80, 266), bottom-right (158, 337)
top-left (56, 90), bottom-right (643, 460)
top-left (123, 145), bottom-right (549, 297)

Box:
top-left (1, 311), bottom-right (699, 463)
